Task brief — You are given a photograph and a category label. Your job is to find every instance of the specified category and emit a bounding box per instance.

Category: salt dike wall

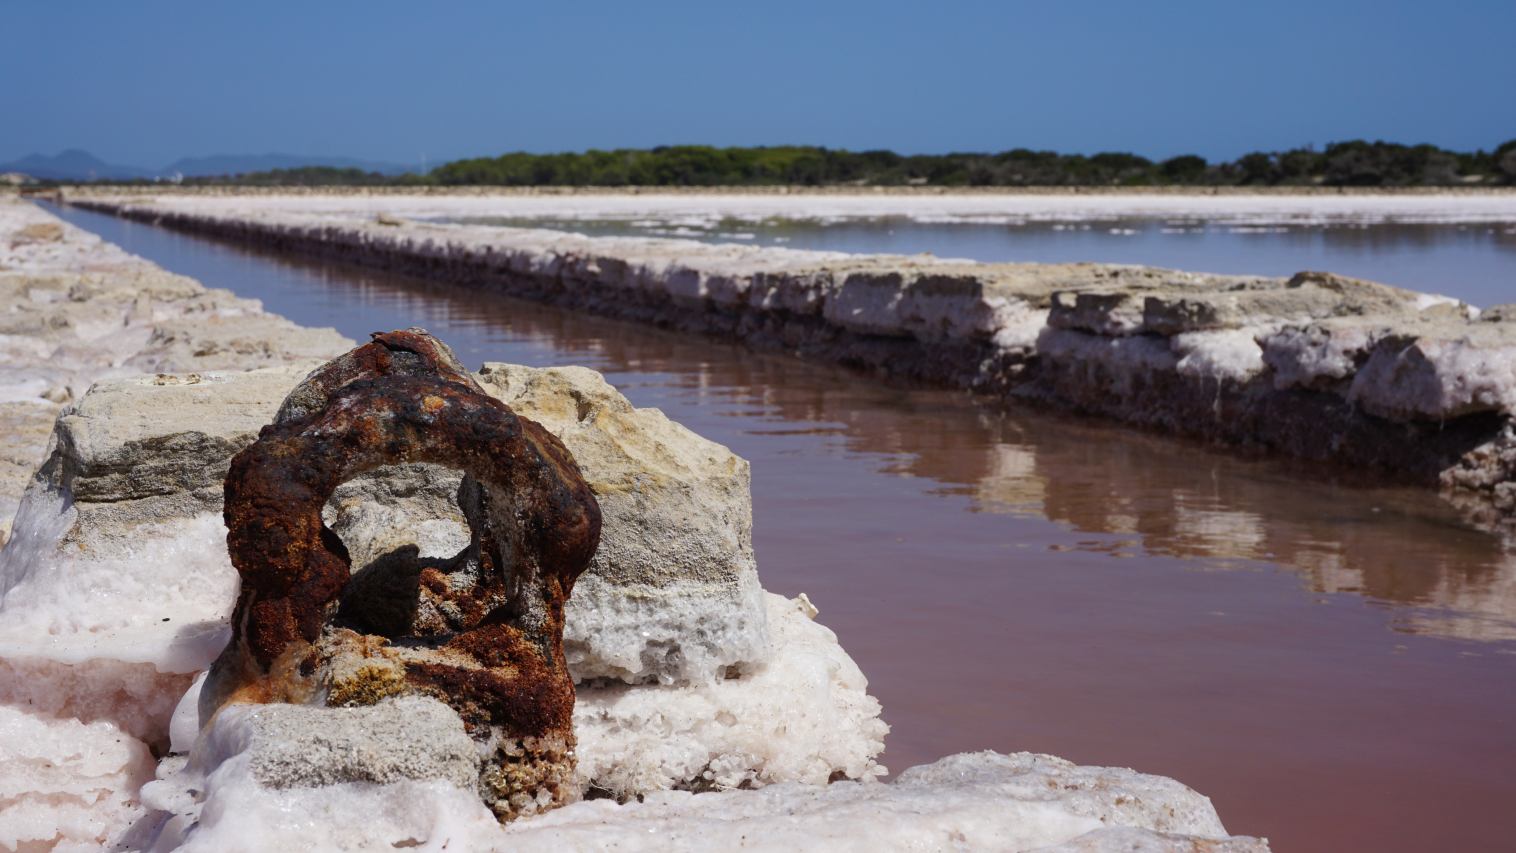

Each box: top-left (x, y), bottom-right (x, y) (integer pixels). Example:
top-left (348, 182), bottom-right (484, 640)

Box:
top-left (71, 192), bottom-right (1516, 528)
top-left (0, 199), bottom-right (1268, 849)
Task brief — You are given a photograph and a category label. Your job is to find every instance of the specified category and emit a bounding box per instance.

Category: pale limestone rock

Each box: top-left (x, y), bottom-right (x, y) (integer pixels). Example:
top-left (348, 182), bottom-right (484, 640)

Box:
top-left (475, 362), bottom-right (769, 684)
top-left (0, 367), bottom-right (320, 700)
top-left (1140, 271), bottom-right (1419, 336)
top-left (208, 697), bottom-right (479, 791)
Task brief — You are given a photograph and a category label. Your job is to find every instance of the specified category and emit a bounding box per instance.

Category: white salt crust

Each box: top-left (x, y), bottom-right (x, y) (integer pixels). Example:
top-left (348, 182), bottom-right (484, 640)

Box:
top-left (162, 595), bottom-right (884, 797)
top-left (0, 705), bottom-right (155, 852)
top-left (90, 190), bottom-right (1516, 228)
top-left (573, 593), bottom-right (887, 795)
top-left (0, 494), bottom-right (238, 673)
top-left (140, 744), bottom-right (1258, 852)
top-left (1349, 332), bottom-right (1516, 420)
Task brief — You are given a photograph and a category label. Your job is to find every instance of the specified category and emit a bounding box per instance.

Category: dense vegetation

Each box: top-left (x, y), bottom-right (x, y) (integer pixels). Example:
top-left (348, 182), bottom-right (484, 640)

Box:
top-left (177, 167), bottom-right (433, 187)
top-left (429, 141), bottom-right (1516, 187)
top-left (51, 140), bottom-right (1516, 188)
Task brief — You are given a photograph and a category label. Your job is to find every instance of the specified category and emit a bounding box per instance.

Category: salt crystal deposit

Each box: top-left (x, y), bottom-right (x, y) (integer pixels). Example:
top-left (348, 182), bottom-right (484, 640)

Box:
top-left (141, 746), bottom-right (1266, 852)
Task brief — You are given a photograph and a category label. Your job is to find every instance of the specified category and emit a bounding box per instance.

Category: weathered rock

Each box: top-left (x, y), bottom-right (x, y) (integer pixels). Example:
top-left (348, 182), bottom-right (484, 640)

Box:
top-left (0, 367), bottom-right (322, 687)
top-left (209, 697), bottom-right (479, 791)
top-left (160, 592), bottom-right (888, 811)
top-left (1140, 272), bottom-right (1421, 336)
top-left (475, 362), bottom-right (769, 684)
top-left (573, 593), bottom-right (885, 797)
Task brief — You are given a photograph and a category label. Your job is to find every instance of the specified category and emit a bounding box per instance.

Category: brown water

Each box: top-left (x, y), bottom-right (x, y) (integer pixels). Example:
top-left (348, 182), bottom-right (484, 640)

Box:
top-left (54, 204), bottom-right (1516, 852)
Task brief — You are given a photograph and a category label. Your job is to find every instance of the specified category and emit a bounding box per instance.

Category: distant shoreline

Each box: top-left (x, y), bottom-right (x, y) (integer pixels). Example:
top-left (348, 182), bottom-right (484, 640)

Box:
top-left (22, 184), bottom-right (1516, 198)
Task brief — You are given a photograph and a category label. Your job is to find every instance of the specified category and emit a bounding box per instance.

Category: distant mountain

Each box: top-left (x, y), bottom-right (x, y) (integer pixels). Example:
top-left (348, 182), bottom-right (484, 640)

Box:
top-left (0, 149), bottom-right (420, 181)
top-left (0, 149), bottom-right (155, 181)
top-left (162, 153), bottom-right (417, 177)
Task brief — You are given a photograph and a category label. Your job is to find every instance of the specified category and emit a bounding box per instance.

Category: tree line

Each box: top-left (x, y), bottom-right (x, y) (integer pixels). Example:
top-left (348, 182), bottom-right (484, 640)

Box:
top-left (93, 140), bottom-right (1516, 188)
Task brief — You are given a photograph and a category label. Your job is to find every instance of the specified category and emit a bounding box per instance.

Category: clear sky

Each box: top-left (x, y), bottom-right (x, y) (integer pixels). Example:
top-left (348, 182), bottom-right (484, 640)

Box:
top-left (4, 0), bottom-right (1513, 167)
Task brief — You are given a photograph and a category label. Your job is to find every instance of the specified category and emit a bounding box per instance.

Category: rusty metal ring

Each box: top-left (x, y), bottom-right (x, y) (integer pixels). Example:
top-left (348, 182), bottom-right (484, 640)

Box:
top-left (205, 330), bottom-right (600, 745)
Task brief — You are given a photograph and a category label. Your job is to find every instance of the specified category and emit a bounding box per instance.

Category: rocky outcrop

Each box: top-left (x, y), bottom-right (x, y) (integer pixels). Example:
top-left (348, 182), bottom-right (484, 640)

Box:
top-left (65, 193), bottom-right (1516, 527)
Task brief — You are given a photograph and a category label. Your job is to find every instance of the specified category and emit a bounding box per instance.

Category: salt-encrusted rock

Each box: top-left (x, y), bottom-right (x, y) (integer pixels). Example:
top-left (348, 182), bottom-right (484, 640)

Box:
top-left (0, 367), bottom-right (322, 694)
top-left (1259, 318), bottom-right (1388, 391)
top-left (1349, 320), bottom-right (1516, 420)
top-left (197, 697), bottom-right (479, 791)
top-left (475, 362), bottom-right (769, 684)
top-left (1139, 272), bottom-right (1420, 336)
top-left (574, 593), bottom-right (885, 796)
top-left (140, 744), bottom-right (1264, 852)
top-left (150, 593), bottom-right (888, 844)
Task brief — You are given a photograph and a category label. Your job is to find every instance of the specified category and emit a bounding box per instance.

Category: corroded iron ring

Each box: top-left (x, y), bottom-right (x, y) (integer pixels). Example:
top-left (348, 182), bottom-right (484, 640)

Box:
top-left (205, 330), bottom-right (600, 740)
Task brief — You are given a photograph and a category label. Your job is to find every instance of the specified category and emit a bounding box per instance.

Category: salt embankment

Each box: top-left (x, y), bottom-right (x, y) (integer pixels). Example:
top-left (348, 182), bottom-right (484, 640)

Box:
top-left (69, 191), bottom-right (1516, 529)
top-left (0, 199), bottom-right (1265, 848)
top-left (54, 184), bottom-right (1516, 226)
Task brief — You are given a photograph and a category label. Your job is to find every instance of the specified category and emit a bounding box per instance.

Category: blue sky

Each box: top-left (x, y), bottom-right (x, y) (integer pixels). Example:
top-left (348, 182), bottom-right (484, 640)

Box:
top-left (3, 0), bottom-right (1513, 166)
